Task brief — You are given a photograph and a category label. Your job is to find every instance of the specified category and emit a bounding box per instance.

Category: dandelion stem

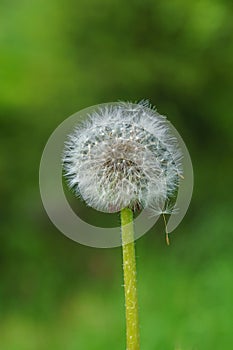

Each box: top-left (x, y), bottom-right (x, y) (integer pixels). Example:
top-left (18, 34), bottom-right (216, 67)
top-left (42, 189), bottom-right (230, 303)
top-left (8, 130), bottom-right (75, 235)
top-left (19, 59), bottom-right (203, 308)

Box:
top-left (121, 208), bottom-right (140, 350)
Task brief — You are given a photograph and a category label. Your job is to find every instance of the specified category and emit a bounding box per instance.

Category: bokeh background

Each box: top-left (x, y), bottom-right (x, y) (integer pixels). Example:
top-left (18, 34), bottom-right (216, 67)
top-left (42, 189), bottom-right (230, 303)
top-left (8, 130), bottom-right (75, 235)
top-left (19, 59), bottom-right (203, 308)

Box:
top-left (1, 0), bottom-right (233, 349)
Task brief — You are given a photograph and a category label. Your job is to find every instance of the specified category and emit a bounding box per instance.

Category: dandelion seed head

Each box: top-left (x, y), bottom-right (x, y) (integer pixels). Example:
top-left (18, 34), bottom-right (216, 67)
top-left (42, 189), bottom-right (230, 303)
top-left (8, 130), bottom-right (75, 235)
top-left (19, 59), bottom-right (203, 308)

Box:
top-left (63, 101), bottom-right (183, 213)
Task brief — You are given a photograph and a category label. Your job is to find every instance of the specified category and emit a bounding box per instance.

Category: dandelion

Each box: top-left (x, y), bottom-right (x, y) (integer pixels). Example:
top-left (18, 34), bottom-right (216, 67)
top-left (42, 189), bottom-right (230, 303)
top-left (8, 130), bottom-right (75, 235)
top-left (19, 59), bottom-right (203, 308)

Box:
top-left (63, 101), bottom-right (182, 215)
top-left (62, 101), bottom-right (183, 350)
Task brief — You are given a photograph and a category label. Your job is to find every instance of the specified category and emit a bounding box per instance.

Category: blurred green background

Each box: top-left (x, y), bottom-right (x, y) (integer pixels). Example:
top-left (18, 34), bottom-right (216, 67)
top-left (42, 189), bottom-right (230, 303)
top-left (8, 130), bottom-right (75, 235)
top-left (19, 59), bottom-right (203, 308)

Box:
top-left (1, 0), bottom-right (233, 349)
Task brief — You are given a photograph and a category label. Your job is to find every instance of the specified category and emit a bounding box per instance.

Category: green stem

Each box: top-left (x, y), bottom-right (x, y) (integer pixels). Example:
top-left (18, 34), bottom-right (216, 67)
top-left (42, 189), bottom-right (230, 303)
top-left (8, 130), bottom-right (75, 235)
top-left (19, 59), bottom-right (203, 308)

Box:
top-left (121, 208), bottom-right (140, 350)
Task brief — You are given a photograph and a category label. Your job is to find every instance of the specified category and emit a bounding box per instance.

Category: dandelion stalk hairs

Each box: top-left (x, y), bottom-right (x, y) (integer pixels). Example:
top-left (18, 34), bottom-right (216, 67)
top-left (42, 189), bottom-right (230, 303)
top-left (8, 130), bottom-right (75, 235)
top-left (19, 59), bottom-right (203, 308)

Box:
top-left (62, 101), bottom-right (182, 350)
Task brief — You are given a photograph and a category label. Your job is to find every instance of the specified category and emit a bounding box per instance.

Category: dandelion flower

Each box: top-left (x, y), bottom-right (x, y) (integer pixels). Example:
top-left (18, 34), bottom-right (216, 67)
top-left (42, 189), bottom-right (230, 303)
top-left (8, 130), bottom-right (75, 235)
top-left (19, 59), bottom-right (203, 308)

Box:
top-left (63, 101), bottom-right (182, 214)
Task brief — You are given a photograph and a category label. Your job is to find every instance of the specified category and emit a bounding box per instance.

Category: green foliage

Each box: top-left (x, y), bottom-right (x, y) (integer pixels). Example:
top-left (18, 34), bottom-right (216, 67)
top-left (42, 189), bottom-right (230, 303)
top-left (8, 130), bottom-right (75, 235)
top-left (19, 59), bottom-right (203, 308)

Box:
top-left (0, 0), bottom-right (232, 348)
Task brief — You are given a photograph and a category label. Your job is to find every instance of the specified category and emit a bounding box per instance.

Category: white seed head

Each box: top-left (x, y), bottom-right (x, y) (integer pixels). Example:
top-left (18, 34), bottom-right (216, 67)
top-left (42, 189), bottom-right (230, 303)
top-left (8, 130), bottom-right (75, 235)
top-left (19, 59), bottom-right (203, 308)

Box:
top-left (62, 101), bottom-right (183, 213)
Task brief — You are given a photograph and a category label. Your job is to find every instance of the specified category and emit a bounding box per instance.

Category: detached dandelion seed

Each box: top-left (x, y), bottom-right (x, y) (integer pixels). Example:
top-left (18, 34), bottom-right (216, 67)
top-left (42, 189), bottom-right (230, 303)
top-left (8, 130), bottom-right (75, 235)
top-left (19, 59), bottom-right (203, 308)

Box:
top-left (62, 101), bottom-right (183, 350)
